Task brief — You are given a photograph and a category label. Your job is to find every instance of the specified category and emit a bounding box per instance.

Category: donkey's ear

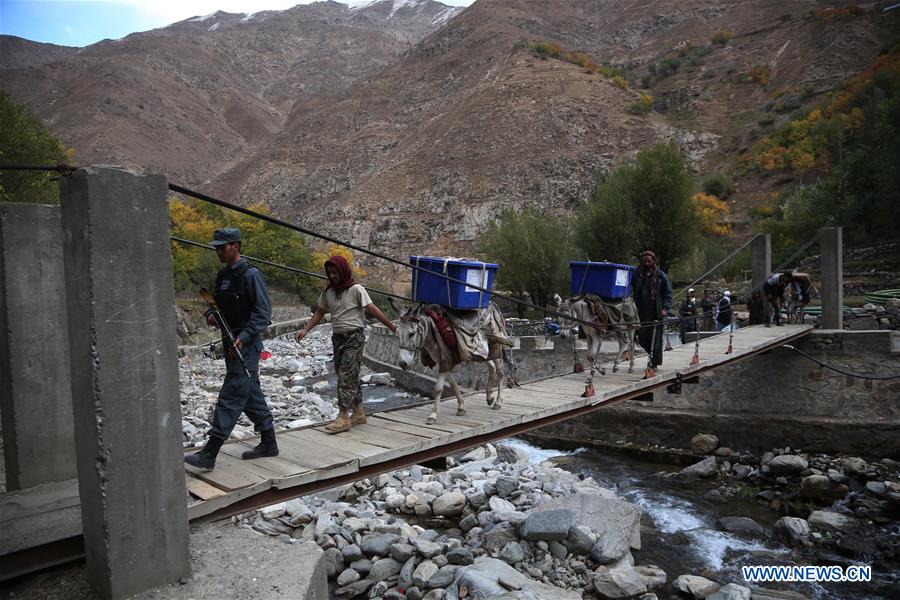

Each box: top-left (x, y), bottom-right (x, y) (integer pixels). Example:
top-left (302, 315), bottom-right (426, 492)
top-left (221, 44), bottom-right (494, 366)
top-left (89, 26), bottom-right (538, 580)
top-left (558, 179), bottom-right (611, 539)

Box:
top-left (553, 293), bottom-right (563, 306)
top-left (388, 297), bottom-right (406, 316)
top-left (412, 303), bottom-right (426, 316)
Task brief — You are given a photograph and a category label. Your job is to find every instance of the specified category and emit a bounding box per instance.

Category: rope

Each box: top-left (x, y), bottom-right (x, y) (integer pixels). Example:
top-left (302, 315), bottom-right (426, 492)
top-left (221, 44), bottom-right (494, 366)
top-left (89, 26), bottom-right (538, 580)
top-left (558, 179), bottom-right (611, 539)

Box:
top-left (672, 234), bottom-right (760, 301)
top-left (773, 230), bottom-right (824, 274)
top-left (170, 236), bottom-right (412, 303)
top-left (780, 344), bottom-right (900, 380)
top-left (0, 163), bottom-right (74, 174)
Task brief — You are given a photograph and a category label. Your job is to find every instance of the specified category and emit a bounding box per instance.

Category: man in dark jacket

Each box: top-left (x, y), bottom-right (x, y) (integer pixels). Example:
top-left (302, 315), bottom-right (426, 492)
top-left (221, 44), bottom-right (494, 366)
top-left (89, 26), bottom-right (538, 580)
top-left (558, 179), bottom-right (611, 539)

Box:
top-left (679, 288), bottom-right (698, 343)
top-left (185, 228), bottom-right (277, 471)
top-left (631, 250), bottom-right (672, 371)
top-left (700, 289), bottom-right (715, 331)
top-left (716, 290), bottom-right (734, 331)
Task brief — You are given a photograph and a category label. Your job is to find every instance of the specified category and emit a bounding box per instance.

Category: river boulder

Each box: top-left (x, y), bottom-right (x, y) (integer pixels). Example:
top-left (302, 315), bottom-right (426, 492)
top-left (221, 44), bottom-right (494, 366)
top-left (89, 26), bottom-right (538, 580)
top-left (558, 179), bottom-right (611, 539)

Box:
top-left (673, 574), bottom-right (720, 598)
top-left (690, 433), bottom-right (719, 454)
top-left (446, 557), bottom-right (581, 600)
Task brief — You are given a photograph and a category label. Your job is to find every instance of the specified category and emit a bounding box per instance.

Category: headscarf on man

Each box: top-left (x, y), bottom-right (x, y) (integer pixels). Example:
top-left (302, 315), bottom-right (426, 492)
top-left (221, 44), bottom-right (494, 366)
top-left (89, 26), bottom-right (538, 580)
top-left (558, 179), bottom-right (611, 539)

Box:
top-left (324, 255), bottom-right (357, 298)
top-left (638, 250), bottom-right (660, 305)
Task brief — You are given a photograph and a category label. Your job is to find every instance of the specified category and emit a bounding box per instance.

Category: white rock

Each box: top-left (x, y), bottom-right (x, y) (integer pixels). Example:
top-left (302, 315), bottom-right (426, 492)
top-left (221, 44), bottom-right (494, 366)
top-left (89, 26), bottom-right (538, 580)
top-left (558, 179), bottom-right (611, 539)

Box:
top-left (673, 574), bottom-right (720, 598)
top-left (261, 502), bottom-right (287, 520)
top-left (489, 497), bottom-right (517, 513)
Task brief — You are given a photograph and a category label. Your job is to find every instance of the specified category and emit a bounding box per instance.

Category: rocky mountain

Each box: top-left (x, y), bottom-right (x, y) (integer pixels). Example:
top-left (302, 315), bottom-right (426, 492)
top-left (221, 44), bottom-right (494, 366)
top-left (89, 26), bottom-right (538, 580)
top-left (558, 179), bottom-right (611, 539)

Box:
top-left (0, 36), bottom-right (78, 70)
top-left (214, 0), bottom-right (899, 275)
top-left (0, 0), bottom-right (464, 185)
top-left (3, 0), bottom-right (898, 279)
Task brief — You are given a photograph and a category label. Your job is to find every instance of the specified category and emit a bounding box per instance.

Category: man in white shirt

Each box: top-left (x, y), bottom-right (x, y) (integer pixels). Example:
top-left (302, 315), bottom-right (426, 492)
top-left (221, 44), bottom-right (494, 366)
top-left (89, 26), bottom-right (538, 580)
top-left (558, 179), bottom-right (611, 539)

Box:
top-left (295, 255), bottom-right (396, 433)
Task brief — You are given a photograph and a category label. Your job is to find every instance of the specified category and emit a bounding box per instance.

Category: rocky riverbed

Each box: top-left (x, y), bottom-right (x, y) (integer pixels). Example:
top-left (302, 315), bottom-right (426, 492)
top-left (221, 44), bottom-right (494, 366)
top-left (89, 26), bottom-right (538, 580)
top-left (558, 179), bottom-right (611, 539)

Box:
top-left (227, 437), bottom-right (891, 600)
top-left (178, 325), bottom-right (426, 447)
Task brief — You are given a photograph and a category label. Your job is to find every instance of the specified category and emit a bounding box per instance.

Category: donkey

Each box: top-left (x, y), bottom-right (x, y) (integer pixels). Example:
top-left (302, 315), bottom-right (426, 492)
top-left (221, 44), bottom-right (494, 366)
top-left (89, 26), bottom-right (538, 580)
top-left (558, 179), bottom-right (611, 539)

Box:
top-left (758, 272), bottom-right (794, 327)
top-left (554, 294), bottom-right (638, 396)
top-left (785, 273), bottom-right (817, 324)
top-left (390, 300), bottom-right (510, 425)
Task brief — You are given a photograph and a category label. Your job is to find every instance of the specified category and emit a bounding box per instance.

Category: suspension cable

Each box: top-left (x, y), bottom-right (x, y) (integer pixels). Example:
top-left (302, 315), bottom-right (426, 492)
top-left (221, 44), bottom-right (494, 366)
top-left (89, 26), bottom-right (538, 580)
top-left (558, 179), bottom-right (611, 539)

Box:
top-left (780, 344), bottom-right (900, 380)
top-left (0, 163), bottom-right (74, 174)
top-left (672, 234), bottom-right (761, 301)
top-left (170, 236), bottom-right (413, 303)
top-left (773, 229), bottom-right (824, 274)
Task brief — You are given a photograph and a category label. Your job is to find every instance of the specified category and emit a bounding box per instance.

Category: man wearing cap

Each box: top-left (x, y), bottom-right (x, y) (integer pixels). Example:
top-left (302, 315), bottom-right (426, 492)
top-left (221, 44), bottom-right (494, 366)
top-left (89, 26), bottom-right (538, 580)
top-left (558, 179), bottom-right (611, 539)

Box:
top-left (185, 228), bottom-right (278, 471)
top-left (679, 288), bottom-right (699, 343)
top-left (716, 290), bottom-right (734, 331)
top-left (631, 250), bottom-right (673, 372)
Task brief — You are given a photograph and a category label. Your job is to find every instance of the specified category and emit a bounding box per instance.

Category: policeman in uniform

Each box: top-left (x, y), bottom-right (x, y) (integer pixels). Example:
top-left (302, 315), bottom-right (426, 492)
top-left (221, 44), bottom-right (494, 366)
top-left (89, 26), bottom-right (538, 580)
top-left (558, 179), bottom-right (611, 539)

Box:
top-left (185, 228), bottom-right (278, 471)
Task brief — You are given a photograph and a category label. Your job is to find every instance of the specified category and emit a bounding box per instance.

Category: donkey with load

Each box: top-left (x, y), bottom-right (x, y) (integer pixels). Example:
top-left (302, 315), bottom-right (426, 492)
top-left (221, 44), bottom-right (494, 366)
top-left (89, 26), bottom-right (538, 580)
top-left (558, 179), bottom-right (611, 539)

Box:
top-left (391, 256), bottom-right (513, 424)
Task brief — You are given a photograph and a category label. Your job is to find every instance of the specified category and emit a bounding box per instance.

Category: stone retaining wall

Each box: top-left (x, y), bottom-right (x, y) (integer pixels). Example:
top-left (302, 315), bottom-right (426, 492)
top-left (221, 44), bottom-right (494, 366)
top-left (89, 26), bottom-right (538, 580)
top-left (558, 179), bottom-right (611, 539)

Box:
top-left (363, 325), bottom-right (597, 393)
top-left (531, 330), bottom-right (900, 457)
top-left (364, 325), bottom-right (900, 457)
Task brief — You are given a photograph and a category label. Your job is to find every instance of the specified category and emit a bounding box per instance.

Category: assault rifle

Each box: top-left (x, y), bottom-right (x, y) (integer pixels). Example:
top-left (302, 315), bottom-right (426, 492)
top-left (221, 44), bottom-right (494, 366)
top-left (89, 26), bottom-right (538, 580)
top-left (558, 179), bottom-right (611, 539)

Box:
top-left (199, 287), bottom-right (251, 378)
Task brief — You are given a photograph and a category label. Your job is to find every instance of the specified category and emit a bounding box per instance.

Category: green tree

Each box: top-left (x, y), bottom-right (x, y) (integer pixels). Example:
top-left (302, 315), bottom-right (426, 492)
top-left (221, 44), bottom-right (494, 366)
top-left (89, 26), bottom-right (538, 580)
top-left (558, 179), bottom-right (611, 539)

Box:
top-left (169, 197), bottom-right (318, 297)
top-left (0, 91), bottom-right (71, 204)
top-left (701, 172), bottom-right (734, 199)
top-left (752, 49), bottom-right (900, 245)
top-left (479, 207), bottom-right (572, 311)
top-left (576, 143), bottom-right (699, 272)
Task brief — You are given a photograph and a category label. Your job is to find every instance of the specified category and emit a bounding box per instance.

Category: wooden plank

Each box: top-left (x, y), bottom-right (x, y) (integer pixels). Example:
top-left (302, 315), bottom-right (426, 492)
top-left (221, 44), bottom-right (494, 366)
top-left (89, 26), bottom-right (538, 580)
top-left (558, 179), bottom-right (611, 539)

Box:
top-left (186, 451), bottom-right (271, 493)
top-left (272, 432), bottom-right (367, 467)
top-left (372, 412), bottom-right (472, 434)
top-left (187, 479), bottom-right (273, 520)
top-left (306, 423), bottom-right (431, 453)
top-left (384, 412), bottom-right (483, 435)
top-left (272, 459), bottom-right (359, 490)
top-left (185, 475), bottom-right (227, 501)
top-left (289, 429), bottom-right (391, 459)
top-left (374, 409), bottom-right (514, 438)
top-left (399, 405), bottom-right (513, 428)
top-left (365, 417), bottom-right (449, 439)
top-left (219, 443), bottom-right (315, 478)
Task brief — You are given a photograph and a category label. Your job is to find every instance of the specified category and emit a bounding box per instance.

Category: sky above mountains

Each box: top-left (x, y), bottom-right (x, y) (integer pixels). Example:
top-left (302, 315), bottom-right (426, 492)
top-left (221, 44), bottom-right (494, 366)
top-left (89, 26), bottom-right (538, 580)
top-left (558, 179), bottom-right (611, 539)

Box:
top-left (0, 0), bottom-right (474, 47)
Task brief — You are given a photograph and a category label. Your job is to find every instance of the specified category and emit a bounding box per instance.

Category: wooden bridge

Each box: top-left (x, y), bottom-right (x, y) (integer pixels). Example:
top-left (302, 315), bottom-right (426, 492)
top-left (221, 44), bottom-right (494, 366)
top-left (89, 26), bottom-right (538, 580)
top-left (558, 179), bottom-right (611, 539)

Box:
top-left (184, 324), bottom-right (813, 518)
top-left (0, 324), bottom-right (812, 577)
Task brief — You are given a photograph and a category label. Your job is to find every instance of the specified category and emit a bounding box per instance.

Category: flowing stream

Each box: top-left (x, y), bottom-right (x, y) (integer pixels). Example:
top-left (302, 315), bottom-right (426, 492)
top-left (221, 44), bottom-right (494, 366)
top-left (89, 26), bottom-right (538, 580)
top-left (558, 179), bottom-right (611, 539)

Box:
top-left (506, 438), bottom-right (896, 600)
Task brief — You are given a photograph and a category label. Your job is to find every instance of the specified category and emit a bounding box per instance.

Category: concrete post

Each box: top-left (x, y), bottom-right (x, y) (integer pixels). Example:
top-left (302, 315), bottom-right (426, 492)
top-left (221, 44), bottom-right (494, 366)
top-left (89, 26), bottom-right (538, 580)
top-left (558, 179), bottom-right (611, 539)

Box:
top-left (751, 233), bottom-right (771, 291)
top-left (820, 227), bottom-right (843, 330)
top-left (59, 167), bottom-right (189, 599)
top-left (0, 203), bottom-right (77, 489)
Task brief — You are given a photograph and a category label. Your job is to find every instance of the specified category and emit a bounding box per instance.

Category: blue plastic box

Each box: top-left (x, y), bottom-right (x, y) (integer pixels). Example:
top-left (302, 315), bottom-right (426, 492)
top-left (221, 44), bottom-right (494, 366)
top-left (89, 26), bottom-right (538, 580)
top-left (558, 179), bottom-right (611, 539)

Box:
top-left (570, 261), bottom-right (635, 299)
top-left (410, 256), bottom-right (498, 309)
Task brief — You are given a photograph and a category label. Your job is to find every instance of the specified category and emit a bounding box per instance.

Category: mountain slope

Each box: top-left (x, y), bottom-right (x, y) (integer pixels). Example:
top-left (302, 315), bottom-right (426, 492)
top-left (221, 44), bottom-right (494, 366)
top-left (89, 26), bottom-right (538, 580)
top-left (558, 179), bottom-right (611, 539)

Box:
top-left (0, 0), bottom-right (464, 185)
top-left (215, 0), bottom-right (899, 275)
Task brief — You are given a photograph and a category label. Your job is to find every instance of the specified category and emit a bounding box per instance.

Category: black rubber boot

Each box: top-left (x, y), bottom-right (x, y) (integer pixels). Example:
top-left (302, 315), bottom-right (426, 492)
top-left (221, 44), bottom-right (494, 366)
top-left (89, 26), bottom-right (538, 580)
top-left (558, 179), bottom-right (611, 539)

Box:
top-left (184, 436), bottom-right (224, 471)
top-left (242, 428), bottom-right (279, 460)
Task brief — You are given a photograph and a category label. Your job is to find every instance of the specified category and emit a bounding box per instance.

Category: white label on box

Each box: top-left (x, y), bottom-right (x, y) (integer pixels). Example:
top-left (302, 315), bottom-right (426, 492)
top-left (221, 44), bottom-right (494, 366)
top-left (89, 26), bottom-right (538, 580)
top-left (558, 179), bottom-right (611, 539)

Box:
top-left (615, 268), bottom-right (629, 287)
top-left (465, 268), bottom-right (489, 293)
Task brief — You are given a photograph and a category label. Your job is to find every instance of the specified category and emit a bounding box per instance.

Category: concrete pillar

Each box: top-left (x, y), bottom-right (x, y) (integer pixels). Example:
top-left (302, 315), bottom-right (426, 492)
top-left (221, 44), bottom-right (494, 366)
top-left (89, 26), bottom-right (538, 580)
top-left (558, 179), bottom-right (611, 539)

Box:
top-left (0, 204), bottom-right (77, 489)
top-left (751, 233), bottom-right (771, 291)
top-left (59, 167), bottom-right (189, 599)
top-left (820, 227), bottom-right (843, 330)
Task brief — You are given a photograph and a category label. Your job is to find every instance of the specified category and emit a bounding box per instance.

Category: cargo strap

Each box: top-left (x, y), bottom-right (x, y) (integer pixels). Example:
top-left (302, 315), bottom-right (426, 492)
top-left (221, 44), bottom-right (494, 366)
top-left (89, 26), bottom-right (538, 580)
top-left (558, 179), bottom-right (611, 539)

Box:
top-left (443, 258), bottom-right (452, 308)
top-left (576, 260), bottom-right (590, 295)
top-left (477, 261), bottom-right (486, 309)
